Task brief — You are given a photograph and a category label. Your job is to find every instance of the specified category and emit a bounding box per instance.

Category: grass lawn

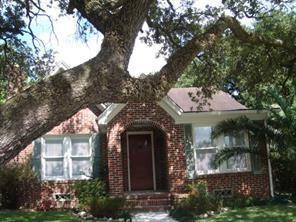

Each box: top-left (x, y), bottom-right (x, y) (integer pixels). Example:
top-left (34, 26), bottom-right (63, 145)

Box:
top-left (200, 204), bottom-right (296, 222)
top-left (0, 210), bottom-right (80, 222)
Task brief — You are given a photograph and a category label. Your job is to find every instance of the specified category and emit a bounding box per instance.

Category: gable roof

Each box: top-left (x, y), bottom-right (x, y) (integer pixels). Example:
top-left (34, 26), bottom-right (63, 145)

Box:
top-left (167, 88), bottom-right (247, 112)
top-left (97, 87), bottom-right (268, 128)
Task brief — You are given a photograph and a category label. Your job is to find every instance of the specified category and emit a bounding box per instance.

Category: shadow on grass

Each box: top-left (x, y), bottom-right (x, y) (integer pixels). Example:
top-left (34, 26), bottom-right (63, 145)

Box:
top-left (0, 210), bottom-right (79, 222)
top-left (201, 205), bottom-right (296, 222)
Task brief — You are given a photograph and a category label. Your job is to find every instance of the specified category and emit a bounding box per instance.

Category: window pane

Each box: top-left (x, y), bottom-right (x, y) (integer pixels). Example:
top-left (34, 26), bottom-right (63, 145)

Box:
top-left (45, 139), bottom-right (63, 157)
top-left (72, 158), bottom-right (91, 177)
top-left (195, 149), bottom-right (217, 173)
top-left (45, 159), bottom-right (64, 177)
top-left (225, 132), bottom-right (245, 147)
top-left (194, 127), bottom-right (212, 148)
top-left (227, 154), bottom-right (247, 169)
top-left (71, 138), bottom-right (90, 156)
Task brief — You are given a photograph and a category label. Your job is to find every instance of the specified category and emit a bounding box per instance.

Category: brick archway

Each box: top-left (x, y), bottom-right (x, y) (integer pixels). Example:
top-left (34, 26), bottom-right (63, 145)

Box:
top-left (121, 121), bottom-right (169, 192)
top-left (106, 103), bottom-right (187, 195)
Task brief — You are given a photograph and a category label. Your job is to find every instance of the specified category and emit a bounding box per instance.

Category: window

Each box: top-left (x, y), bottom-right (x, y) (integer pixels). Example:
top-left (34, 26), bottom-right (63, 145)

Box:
top-left (193, 127), bottom-right (218, 174)
top-left (43, 138), bottom-right (64, 178)
top-left (192, 126), bottom-right (250, 175)
top-left (42, 135), bottom-right (92, 180)
top-left (194, 127), bottom-right (213, 148)
top-left (224, 132), bottom-right (248, 170)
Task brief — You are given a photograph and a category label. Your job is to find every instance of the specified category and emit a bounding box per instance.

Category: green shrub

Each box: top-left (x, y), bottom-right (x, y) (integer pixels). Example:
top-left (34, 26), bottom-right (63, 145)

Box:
top-left (0, 158), bottom-right (37, 209)
top-left (169, 198), bottom-right (196, 222)
top-left (72, 179), bottom-right (129, 219)
top-left (72, 179), bottom-right (107, 208)
top-left (87, 197), bottom-right (126, 219)
top-left (223, 194), bottom-right (269, 208)
top-left (170, 182), bottom-right (222, 221)
top-left (291, 191), bottom-right (296, 204)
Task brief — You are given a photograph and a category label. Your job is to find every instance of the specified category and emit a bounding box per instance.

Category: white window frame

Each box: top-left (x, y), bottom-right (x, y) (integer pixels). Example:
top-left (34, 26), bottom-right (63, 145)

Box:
top-left (192, 126), bottom-right (220, 175)
top-left (41, 134), bottom-right (93, 181)
top-left (192, 124), bottom-right (251, 176)
top-left (221, 131), bottom-right (251, 173)
top-left (69, 135), bottom-right (93, 180)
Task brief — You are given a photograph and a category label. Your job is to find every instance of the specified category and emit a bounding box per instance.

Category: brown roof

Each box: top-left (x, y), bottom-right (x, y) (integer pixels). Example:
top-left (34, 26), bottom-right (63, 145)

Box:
top-left (167, 88), bottom-right (247, 112)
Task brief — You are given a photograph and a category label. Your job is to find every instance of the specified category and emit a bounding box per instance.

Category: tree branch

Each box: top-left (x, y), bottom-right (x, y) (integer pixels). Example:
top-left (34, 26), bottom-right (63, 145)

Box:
top-left (222, 16), bottom-right (296, 53)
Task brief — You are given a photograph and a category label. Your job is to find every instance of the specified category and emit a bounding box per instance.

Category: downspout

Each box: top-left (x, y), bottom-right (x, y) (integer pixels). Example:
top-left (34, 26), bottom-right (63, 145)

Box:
top-left (265, 120), bottom-right (274, 197)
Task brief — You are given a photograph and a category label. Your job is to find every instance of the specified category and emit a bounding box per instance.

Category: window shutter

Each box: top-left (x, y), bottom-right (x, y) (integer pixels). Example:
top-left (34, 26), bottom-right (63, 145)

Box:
top-left (91, 133), bottom-right (101, 179)
top-left (32, 138), bottom-right (42, 180)
top-left (184, 124), bottom-right (195, 179)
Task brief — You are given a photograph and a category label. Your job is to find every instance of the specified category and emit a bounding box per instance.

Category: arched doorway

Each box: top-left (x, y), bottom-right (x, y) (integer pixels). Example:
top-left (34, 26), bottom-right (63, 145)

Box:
top-left (121, 122), bottom-right (168, 192)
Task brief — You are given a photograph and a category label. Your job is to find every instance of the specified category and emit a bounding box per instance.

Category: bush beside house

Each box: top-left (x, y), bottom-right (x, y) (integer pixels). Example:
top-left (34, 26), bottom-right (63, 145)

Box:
top-left (0, 157), bottom-right (38, 209)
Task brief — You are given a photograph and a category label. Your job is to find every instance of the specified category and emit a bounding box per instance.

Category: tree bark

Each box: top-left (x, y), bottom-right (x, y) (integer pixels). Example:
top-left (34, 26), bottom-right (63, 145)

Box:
top-left (0, 0), bottom-right (295, 165)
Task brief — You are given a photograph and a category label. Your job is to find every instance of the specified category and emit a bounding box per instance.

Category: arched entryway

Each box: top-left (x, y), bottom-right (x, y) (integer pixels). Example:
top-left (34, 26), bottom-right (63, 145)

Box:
top-left (121, 122), bottom-right (168, 192)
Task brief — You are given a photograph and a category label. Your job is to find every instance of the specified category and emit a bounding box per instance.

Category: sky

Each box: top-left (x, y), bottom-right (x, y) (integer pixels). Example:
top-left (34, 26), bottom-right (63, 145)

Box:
top-left (30, 1), bottom-right (223, 76)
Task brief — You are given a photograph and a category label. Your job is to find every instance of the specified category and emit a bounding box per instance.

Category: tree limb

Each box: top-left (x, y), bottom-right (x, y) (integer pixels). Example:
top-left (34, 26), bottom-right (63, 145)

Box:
top-left (222, 16), bottom-right (296, 53)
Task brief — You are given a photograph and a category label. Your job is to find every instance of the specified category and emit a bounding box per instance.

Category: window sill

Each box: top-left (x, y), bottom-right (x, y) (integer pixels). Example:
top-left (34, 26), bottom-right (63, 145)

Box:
top-left (41, 177), bottom-right (92, 182)
top-left (195, 169), bottom-right (252, 177)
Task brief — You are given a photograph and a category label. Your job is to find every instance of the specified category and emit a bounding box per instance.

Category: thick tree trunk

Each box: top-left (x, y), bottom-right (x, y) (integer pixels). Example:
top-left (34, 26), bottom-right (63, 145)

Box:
top-left (0, 0), bottom-right (294, 165)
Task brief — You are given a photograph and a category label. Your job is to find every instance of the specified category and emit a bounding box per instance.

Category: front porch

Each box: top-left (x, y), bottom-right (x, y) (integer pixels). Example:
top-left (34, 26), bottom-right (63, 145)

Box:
top-left (105, 103), bottom-right (187, 202)
top-left (121, 126), bottom-right (168, 193)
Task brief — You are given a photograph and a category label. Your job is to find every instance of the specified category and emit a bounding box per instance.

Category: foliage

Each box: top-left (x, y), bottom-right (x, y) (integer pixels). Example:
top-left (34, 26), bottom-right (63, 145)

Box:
top-left (177, 10), bottom-right (296, 109)
top-left (170, 182), bottom-right (222, 221)
top-left (72, 179), bottom-right (107, 208)
top-left (198, 204), bottom-right (296, 222)
top-left (86, 196), bottom-right (126, 219)
top-left (291, 191), bottom-right (296, 204)
top-left (211, 87), bottom-right (296, 193)
top-left (0, 158), bottom-right (38, 209)
top-left (222, 194), bottom-right (269, 209)
top-left (72, 179), bottom-right (128, 219)
top-left (0, 1), bottom-right (54, 103)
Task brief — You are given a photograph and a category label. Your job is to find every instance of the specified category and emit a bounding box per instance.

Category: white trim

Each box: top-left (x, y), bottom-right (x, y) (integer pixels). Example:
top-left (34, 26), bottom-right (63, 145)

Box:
top-left (97, 99), bottom-right (268, 127)
top-left (41, 134), bottom-right (93, 181)
top-left (126, 131), bottom-right (156, 192)
top-left (192, 125), bottom-right (252, 176)
top-left (97, 104), bottom-right (126, 126)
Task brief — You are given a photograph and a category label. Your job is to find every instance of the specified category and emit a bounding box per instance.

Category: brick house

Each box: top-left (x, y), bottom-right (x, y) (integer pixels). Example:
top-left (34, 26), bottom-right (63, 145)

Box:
top-left (14, 87), bottom-right (273, 210)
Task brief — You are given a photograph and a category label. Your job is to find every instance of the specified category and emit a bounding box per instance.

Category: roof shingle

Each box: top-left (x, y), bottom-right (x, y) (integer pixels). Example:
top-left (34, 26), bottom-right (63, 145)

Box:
top-left (167, 88), bottom-right (247, 112)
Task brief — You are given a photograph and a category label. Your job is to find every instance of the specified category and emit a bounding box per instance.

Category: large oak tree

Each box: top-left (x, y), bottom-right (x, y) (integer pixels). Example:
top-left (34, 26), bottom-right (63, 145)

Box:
top-left (0, 0), bottom-right (295, 165)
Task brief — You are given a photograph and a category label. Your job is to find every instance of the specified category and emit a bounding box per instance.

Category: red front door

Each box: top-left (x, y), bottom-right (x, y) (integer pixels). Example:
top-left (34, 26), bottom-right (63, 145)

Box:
top-left (128, 133), bottom-right (154, 191)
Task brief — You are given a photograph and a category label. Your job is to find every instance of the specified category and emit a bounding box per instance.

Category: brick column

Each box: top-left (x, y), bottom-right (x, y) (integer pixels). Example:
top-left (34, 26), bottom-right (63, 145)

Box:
top-left (107, 127), bottom-right (124, 195)
top-left (167, 125), bottom-right (187, 193)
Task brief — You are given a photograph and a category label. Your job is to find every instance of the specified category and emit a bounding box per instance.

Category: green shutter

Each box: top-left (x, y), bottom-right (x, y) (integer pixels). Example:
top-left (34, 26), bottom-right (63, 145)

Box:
top-left (91, 133), bottom-right (101, 179)
top-left (184, 124), bottom-right (195, 179)
top-left (32, 138), bottom-right (42, 180)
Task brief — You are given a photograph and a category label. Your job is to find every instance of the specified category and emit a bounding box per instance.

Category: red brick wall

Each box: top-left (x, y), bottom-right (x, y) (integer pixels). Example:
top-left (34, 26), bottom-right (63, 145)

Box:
top-left (106, 102), bottom-right (271, 198)
top-left (12, 108), bottom-right (99, 209)
top-left (13, 108), bottom-right (98, 163)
